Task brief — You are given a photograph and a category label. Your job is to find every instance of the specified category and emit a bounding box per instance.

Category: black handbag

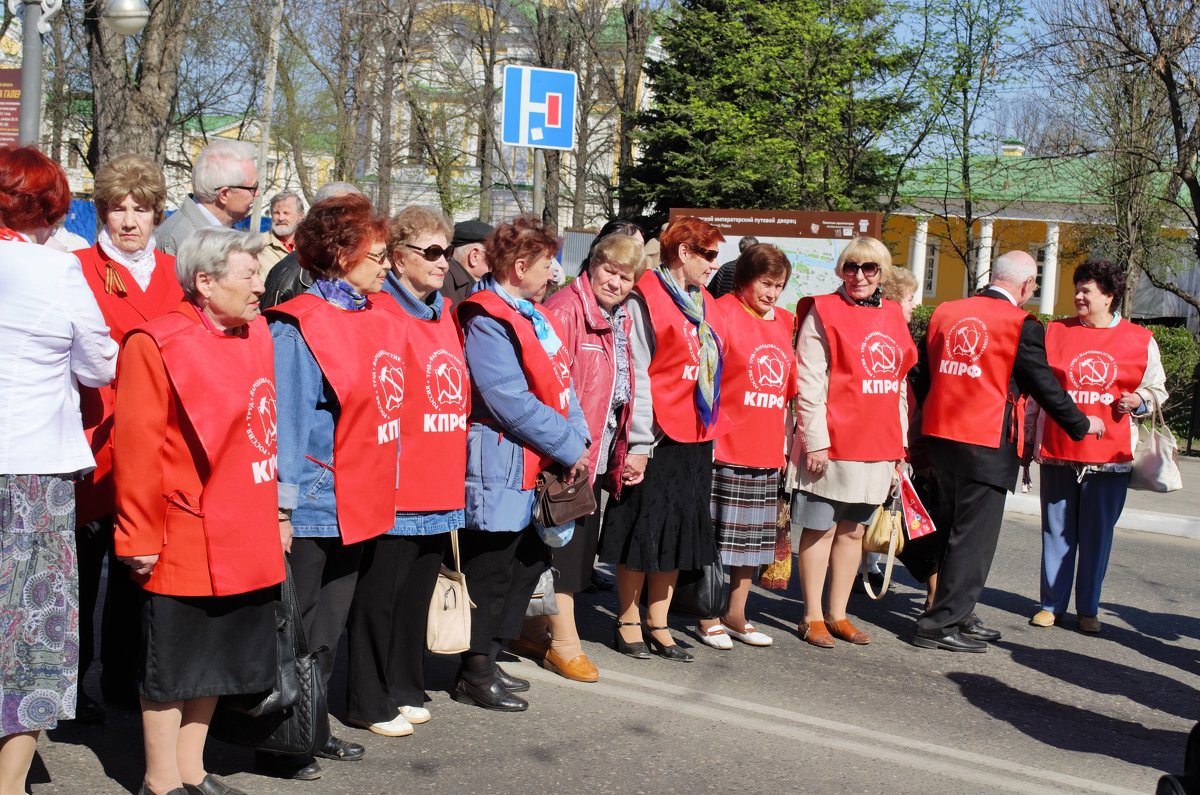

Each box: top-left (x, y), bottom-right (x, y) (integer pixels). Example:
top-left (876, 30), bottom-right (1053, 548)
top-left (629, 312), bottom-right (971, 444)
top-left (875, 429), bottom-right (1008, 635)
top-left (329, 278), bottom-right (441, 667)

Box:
top-left (533, 466), bottom-right (596, 527)
top-left (211, 562), bottom-right (330, 756)
top-left (670, 562), bottom-right (729, 620)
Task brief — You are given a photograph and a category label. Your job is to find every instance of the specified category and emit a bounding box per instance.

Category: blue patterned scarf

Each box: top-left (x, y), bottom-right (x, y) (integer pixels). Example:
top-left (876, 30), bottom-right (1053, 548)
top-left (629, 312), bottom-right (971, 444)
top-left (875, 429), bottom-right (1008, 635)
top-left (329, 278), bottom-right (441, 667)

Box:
top-left (655, 267), bottom-right (722, 430)
top-left (482, 273), bottom-right (562, 356)
top-left (315, 278), bottom-right (367, 311)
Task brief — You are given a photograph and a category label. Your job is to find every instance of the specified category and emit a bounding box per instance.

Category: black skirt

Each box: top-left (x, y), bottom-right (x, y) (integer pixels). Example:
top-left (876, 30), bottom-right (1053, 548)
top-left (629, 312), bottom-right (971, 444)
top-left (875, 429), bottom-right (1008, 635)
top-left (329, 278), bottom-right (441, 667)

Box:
top-left (598, 439), bottom-right (719, 572)
top-left (139, 587), bottom-right (277, 702)
top-left (551, 481), bottom-right (603, 593)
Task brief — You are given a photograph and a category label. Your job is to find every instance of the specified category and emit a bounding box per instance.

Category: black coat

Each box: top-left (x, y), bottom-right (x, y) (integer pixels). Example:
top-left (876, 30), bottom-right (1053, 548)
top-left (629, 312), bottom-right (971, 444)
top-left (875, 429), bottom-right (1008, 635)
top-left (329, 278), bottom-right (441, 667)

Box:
top-left (440, 257), bottom-right (477, 307)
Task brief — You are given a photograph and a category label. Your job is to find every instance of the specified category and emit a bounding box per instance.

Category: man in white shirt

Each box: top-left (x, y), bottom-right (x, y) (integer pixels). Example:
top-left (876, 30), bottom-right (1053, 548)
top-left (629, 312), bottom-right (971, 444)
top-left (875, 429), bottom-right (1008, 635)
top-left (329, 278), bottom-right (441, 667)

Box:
top-left (156, 139), bottom-right (259, 256)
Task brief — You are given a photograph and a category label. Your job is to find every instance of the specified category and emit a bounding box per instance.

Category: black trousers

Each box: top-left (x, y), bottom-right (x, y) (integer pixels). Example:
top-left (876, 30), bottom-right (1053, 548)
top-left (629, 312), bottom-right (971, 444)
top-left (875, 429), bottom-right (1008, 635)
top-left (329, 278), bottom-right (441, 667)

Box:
top-left (346, 534), bottom-right (447, 724)
top-left (916, 466), bottom-right (1009, 637)
top-left (288, 537), bottom-right (363, 692)
top-left (458, 526), bottom-right (548, 655)
top-left (75, 517), bottom-right (141, 704)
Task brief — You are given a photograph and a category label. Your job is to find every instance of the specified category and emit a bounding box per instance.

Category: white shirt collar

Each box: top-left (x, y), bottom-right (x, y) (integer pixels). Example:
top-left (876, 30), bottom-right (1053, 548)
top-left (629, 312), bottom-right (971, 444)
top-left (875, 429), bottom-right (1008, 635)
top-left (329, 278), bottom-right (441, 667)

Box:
top-left (194, 200), bottom-right (224, 228)
top-left (988, 284), bottom-right (1019, 306)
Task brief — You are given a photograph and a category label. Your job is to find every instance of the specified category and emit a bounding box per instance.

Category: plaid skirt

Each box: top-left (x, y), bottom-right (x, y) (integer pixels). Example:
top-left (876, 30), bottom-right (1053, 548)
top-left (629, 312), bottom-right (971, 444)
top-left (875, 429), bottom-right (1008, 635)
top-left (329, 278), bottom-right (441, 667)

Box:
top-left (711, 465), bottom-right (777, 567)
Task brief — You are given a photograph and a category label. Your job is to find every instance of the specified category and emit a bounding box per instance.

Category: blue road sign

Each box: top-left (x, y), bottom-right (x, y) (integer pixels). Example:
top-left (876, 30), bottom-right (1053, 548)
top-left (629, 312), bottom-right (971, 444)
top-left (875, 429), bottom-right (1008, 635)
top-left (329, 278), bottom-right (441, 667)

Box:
top-left (501, 65), bottom-right (577, 151)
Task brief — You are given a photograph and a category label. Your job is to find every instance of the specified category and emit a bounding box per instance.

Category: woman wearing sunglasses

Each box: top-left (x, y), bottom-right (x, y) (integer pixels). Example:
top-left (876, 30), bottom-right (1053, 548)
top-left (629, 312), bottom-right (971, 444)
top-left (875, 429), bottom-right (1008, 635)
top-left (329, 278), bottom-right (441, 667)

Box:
top-left (788, 236), bottom-right (916, 648)
top-left (264, 194), bottom-right (401, 779)
top-left (598, 215), bottom-right (731, 662)
top-left (344, 205), bottom-right (465, 736)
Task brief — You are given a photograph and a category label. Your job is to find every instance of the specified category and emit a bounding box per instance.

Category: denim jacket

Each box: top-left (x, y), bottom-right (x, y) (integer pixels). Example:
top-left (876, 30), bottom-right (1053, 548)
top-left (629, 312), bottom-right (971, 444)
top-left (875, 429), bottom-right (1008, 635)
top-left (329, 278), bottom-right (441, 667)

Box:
top-left (461, 284), bottom-right (590, 533)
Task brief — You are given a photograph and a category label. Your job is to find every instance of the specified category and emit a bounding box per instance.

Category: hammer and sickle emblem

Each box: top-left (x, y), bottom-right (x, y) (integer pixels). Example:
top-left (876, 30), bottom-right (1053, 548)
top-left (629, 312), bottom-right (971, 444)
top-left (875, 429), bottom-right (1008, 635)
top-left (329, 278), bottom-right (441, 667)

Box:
top-left (952, 325), bottom-right (981, 359)
top-left (755, 353), bottom-right (786, 389)
top-left (256, 395), bottom-right (277, 447)
top-left (868, 341), bottom-right (897, 375)
top-left (435, 362), bottom-right (463, 405)
top-left (378, 364), bottom-right (405, 412)
top-left (1076, 357), bottom-right (1110, 387)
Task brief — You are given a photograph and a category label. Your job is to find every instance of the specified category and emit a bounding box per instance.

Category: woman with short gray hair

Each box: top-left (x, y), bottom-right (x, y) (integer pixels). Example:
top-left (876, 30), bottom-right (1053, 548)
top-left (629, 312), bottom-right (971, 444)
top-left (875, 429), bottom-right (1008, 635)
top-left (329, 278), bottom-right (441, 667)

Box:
top-left (112, 225), bottom-right (286, 795)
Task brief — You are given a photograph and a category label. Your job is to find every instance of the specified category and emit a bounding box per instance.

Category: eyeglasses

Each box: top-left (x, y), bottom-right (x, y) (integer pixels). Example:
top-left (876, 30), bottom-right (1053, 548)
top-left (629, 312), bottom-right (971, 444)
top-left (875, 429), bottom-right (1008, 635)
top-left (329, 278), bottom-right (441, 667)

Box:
top-left (364, 248), bottom-right (390, 265)
top-left (223, 183), bottom-right (260, 195)
top-left (405, 243), bottom-right (454, 262)
top-left (689, 244), bottom-right (719, 262)
top-left (842, 260), bottom-right (881, 277)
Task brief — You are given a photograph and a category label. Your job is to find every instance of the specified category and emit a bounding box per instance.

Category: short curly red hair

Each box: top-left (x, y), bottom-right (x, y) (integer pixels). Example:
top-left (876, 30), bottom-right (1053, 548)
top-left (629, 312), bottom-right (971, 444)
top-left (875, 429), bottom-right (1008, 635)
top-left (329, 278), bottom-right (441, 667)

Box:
top-left (294, 193), bottom-right (389, 279)
top-left (486, 214), bottom-right (558, 279)
top-left (660, 216), bottom-right (724, 266)
top-left (0, 146), bottom-right (71, 232)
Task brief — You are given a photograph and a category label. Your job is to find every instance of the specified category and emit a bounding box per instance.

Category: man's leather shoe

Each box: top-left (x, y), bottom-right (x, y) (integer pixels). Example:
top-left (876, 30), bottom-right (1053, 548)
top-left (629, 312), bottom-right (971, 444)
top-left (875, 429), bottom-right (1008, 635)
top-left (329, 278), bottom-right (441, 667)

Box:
top-left (452, 678), bottom-right (528, 711)
top-left (913, 631), bottom-right (987, 653)
top-left (253, 752), bottom-right (321, 780)
top-left (959, 614), bottom-right (1001, 642)
top-left (495, 665), bottom-right (530, 693)
top-left (543, 649), bottom-right (599, 682)
top-left (313, 735), bottom-right (365, 762)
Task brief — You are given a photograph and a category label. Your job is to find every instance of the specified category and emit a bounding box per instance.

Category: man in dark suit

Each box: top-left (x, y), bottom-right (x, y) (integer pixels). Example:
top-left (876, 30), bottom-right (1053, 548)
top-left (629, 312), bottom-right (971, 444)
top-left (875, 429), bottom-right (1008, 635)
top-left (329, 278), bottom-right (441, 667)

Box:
top-left (914, 250), bottom-right (1103, 652)
top-left (442, 219), bottom-right (493, 305)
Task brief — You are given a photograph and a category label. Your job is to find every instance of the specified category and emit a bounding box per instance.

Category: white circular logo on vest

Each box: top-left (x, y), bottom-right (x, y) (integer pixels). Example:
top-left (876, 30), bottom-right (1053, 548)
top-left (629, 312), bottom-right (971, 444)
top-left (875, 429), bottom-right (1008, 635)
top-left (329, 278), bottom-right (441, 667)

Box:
top-left (747, 343), bottom-right (789, 391)
top-left (944, 316), bottom-right (988, 378)
top-left (552, 358), bottom-right (572, 389)
top-left (425, 349), bottom-right (468, 410)
top-left (1068, 349), bottom-right (1118, 403)
top-left (860, 332), bottom-right (902, 378)
top-left (683, 321), bottom-right (702, 364)
top-left (372, 350), bottom-right (406, 419)
top-left (245, 378), bottom-right (277, 455)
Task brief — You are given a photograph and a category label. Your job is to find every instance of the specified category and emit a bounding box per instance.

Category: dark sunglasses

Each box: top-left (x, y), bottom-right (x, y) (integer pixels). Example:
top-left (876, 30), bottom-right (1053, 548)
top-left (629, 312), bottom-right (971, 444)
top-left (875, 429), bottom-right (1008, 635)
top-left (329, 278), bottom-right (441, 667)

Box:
top-left (405, 243), bottom-right (454, 262)
top-left (689, 244), bottom-right (719, 262)
top-left (842, 260), bottom-right (880, 277)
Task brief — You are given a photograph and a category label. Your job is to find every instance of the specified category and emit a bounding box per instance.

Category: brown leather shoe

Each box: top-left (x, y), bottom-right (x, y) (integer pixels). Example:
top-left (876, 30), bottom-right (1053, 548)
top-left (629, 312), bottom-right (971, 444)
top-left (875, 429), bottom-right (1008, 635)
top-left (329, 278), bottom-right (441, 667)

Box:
top-left (798, 620), bottom-right (835, 648)
top-left (825, 618), bottom-right (871, 645)
top-left (508, 636), bottom-right (549, 660)
top-left (543, 649), bottom-right (599, 682)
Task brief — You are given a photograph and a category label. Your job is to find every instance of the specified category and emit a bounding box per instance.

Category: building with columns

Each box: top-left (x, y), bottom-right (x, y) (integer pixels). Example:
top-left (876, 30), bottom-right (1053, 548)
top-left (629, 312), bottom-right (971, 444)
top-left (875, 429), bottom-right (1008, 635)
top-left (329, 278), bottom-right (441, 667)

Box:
top-left (882, 141), bottom-right (1165, 317)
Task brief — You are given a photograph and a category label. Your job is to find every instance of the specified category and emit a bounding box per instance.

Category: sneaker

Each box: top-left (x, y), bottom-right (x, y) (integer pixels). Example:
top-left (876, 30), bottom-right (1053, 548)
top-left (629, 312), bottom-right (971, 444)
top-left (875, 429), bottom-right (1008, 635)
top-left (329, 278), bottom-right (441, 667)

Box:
top-left (696, 624), bottom-right (733, 650)
top-left (398, 705), bottom-right (431, 724)
top-left (349, 714), bottom-right (413, 737)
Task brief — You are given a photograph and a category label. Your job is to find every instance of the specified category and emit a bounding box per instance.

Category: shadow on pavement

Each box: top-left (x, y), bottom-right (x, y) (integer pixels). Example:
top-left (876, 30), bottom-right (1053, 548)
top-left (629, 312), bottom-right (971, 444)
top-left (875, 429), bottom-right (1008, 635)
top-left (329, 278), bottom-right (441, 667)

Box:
top-left (1107, 603), bottom-right (1200, 644)
top-left (947, 671), bottom-right (1186, 771)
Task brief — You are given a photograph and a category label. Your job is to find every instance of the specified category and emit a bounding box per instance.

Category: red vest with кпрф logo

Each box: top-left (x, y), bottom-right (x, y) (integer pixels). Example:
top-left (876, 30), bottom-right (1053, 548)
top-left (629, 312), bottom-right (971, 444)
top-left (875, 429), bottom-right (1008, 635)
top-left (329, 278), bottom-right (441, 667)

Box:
top-left (380, 296), bottom-right (471, 511)
top-left (1041, 318), bottom-right (1151, 464)
top-left (804, 294), bottom-right (916, 462)
top-left (923, 294), bottom-right (1028, 449)
top-left (635, 270), bottom-right (733, 443)
top-left (455, 290), bottom-right (572, 491)
top-left (267, 294), bottom-right (406, 543)
top-left (136, 308), bottom-right (284, 596)
top-left (714, 294), bottom-right (798, 468)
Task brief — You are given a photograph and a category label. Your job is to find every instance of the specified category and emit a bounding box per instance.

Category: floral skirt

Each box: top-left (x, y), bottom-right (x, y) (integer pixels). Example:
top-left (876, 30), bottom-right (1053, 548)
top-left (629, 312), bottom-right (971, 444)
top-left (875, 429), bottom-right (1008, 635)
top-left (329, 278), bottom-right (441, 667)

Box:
top-left (0, 474), bottom-right (79, 736)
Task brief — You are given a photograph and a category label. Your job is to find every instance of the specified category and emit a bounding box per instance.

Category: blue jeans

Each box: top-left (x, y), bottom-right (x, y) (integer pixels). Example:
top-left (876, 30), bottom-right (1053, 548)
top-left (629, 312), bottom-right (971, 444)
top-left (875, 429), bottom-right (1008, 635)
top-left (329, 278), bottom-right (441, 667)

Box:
top-left (1039, 464), bottom-right (1130, 617)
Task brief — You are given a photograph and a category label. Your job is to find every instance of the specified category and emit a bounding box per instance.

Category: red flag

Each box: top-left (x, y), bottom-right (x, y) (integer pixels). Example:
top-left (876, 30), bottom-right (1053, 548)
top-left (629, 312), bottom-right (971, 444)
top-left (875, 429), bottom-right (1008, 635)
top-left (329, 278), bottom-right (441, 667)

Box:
top-left (898, 470), bottom-right (936, 540)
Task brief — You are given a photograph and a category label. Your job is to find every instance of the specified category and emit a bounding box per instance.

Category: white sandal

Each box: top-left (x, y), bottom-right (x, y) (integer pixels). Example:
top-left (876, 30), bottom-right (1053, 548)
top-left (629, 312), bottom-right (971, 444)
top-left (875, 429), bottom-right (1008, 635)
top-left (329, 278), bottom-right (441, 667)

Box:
top-left (696, 624), bottom-right (733, 650)
top-left (723, 622), bottom-right (773, 647)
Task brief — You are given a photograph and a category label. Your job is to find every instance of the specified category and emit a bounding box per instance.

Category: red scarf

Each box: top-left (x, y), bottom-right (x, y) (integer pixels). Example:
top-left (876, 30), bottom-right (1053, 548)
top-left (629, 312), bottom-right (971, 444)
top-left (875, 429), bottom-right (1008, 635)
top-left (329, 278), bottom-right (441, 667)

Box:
top-left (0, 228), bottom-right (27, 242)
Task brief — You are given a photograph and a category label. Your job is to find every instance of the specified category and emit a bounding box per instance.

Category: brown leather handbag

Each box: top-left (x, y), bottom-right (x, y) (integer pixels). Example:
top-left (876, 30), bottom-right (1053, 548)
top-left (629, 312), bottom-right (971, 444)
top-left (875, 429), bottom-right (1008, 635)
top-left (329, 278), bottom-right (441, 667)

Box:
top-left (533, 466), bottom-right (596, 527)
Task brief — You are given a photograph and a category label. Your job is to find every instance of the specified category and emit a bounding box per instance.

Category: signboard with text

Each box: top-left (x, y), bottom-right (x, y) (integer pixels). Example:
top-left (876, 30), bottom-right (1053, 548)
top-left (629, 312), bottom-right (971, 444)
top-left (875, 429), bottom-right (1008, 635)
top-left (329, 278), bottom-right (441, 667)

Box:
top-left (0, 69), bottom-right (20, 147)
top-left (669, 208), bottom-right (883, 313)
top-left (500, 65), bottom-right (577, 151)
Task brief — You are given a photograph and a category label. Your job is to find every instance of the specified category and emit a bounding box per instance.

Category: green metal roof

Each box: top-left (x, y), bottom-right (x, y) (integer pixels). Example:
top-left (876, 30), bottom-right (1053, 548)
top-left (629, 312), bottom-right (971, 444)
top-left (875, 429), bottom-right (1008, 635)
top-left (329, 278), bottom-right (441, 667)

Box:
top-left (897, 154), bottom-right (1102, 206)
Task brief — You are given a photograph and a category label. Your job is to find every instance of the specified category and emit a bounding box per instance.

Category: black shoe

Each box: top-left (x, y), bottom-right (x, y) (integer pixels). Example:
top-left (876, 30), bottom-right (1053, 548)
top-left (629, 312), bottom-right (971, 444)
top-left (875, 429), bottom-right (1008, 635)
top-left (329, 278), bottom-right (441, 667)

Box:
top-left (613, 621), bottom-right (651, 659)
top-left (254, 752), bottom-right (321, 781)
top-left (73, 691), bottom-right (106, 724)
top-left (452, 677), bottom-right (528, 712)
top-left (642, 624), bottom-right (694, 662)
top-left (182, 774), bottom-right (248, 795)
top-left (590, 569), bottom-right (614, 591)
top-left (313, 735), bottom-right (365, 762)
top-left (495, 665), bottom-right (530, 693)
top-left (912, 631), bottom-right (988, 653)
top-left (959, 614), bottom-right (1002, 642)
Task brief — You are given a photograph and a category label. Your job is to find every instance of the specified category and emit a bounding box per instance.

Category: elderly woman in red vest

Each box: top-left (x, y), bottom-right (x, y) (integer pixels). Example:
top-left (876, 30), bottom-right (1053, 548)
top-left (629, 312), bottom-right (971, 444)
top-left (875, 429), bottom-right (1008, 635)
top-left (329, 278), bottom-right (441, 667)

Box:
top-left (697, 244), bottom-right (798, 650)
top-left (74, 153), bottom-right (182, 718)
top-left (112, 227), bottom-right (286, 795)
top-left (1025, 259), bottom-right (1167, 634)
top-left (787, 236), bottom-right (915, 648)
top-left (266, 194), bottom-right (400, 779)
top-left (598, 216), bottom-right (731, 663)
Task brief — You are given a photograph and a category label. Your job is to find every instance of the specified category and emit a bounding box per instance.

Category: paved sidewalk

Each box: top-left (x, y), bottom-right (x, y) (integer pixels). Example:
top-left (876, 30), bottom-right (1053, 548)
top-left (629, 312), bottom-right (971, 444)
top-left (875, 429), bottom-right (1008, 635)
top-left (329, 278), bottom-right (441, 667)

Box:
top-left (1008, 454), bottom-right (1200, 540)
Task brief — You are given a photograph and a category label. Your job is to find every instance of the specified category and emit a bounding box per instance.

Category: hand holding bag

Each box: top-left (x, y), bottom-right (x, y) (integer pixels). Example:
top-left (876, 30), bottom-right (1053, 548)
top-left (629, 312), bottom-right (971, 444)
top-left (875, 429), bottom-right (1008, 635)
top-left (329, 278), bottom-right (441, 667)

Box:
top-left (861, 474), bottom-right (902, 600)
top-left (1131, 397), bottom-right (1183, 493)
top-left (533, 465), bottom-right (597, 527)
top-left (427, 531), bottom-right (475, 655)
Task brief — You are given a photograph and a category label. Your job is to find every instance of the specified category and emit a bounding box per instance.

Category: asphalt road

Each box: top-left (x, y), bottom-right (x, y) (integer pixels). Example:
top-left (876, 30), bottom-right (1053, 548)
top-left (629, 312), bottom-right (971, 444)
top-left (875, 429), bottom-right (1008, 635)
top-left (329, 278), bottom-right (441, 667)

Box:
top-left (33, 512), bottom-right (1199, 794)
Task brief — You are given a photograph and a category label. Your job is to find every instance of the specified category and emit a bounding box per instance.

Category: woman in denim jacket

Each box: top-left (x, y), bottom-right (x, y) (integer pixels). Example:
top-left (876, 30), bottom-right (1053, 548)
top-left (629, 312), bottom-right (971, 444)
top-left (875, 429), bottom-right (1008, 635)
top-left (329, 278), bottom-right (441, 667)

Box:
top-left (453, 215), bottom-right (590, 712)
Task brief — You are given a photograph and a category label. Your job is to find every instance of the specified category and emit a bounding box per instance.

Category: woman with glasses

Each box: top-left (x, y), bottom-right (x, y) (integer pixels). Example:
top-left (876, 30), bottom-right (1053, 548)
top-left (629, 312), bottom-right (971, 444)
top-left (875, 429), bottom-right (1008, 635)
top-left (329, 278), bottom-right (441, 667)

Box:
top-left (787, 236), bottom-right (915, 648)
top-left (345, 206), bottom-right (464, 736)
top-left (263, 194), bottom-right (400, 780)
top-left (598, 216), bottom-right (731, 662)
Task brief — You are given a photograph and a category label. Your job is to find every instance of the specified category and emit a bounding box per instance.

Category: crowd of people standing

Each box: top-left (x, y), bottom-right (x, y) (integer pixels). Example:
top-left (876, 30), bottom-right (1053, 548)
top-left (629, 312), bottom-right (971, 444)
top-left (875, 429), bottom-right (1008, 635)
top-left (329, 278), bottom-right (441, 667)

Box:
top-left (0, 141), bottom-right (1168, 794)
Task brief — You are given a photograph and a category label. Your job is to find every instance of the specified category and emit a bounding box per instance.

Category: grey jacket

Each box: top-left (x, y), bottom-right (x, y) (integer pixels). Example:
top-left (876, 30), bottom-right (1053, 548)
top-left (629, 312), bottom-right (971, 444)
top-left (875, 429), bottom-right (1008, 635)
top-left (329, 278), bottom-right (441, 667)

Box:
top-left (155, 197), bottom-right (220, 256)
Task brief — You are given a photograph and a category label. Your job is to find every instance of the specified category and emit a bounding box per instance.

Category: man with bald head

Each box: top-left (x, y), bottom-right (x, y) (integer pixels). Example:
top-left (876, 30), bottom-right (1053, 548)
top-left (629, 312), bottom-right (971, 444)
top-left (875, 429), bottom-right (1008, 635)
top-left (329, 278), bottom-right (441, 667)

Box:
top-left (913, 250), bottom-right (1103, 652)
